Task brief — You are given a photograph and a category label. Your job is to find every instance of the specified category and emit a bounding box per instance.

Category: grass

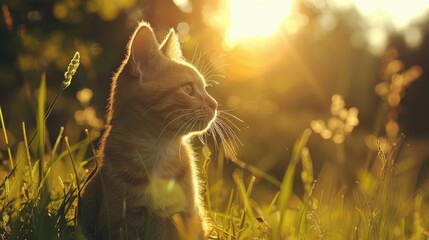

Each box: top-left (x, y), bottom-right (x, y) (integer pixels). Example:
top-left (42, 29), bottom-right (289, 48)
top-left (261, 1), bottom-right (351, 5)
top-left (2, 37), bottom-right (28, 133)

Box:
top-left (0, 53), bottom-right (428, 240)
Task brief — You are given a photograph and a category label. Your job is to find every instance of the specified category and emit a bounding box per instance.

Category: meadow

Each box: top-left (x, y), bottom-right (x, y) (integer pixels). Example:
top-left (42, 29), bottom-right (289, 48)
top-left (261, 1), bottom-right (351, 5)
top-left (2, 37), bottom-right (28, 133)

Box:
top-left (1, 0), bottom-right (429, 239)
top-left (0, 51), bottom-right (428, 239)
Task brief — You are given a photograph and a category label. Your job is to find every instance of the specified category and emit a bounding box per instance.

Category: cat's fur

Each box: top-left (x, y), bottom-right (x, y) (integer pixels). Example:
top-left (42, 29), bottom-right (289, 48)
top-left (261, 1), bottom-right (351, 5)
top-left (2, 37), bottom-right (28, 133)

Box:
top-left (78, 22), bottom-right (218, 240)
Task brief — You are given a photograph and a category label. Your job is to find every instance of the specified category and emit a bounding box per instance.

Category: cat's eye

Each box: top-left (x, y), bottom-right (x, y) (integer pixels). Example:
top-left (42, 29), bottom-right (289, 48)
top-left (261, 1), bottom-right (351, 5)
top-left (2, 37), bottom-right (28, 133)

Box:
top-left (182, 83), bottom-right (193, 95)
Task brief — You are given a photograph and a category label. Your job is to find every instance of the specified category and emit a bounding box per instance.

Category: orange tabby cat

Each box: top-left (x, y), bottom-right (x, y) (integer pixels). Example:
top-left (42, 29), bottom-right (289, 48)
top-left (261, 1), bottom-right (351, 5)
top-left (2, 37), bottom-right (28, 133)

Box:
top-left (78, 21), bottom-right (218, 240)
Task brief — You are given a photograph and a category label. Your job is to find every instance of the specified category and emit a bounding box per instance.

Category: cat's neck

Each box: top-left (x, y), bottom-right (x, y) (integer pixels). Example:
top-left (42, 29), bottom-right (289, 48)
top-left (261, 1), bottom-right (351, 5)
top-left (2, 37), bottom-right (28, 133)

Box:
top-left (101, 126), bottom-right (184, 172)
top-left (103, 101), bottom-right (185, 164)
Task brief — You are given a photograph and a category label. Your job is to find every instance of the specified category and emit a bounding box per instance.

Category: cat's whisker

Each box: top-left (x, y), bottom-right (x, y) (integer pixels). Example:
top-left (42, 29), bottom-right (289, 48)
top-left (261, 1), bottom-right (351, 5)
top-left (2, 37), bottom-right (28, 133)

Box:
top-left (193, 49), bottom-right (213, 71)
top-left (212, 121), bottom-right (237, 156)
top-left (197, 133), bottom-right (206, 145)
top-left (196, 119), bottom-right (207, 144)
top-left (200, 54), bottom-right (224, 77)
top-left (204, 52), bottom-right (223, 68)
top-left (159, 111), bottom-right (194, 132)
top-left (140, 106), bottom-right (156, 117)
top-left (216, 110), bottom-right (244, 150)
top-left (189, 108), bottom-right (244, 158)
top-left (177, 117), bottom-right (198, 140)
top-left (206, 75), bottom-right (224, 81)
top-left (177, 116), bottom-right (198, 139)
top-left (202, 64), bottom-right (230, 80)
top-left (206, 125), bottom-right (219, 153)
top-left (218, 114), bottom-right (242, 131)
top-left (190, 42), bottom-right (200, 66)
top-left (180, 110), bottom-right (205, 137)
top-left (209, 123), bottom-right (223, 155)
top-left (215, 122), bottom-right (238, 156)
top-left (205, 74), bottom-right (224, 86)
top-left (162, 108), bottom-right (194, 122)
top-left (189, 116), bottom-right (201, 133)
top-left (193, 52), bottom-right (204, 69)
top-left (204, 64), bottom-right (229, 75)
top-left (192, 48), bottom-right (227, 89)
top-left (218, 107), bottom-right (240, 113)
top-left (166, 115), bottom-right (205, 155)
top-left (162, 109), bottom-right (184, 121)
top-left (205, 56), bottom-right (226, 77)
top-left (219, 110), bottom-right (244, 122)
top-left (205, 80), bottom-right (220, 87)
top-left (161, 116), bottom-right (200, 167)
top-left (157, 111), bottom-right (195, 144)
top-left (216, 118), bottom-right (243, 148)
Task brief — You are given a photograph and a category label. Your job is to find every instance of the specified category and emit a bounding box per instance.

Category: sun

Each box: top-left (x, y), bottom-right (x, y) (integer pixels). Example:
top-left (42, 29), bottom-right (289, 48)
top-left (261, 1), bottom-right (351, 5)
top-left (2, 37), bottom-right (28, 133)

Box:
top-left (226, 0), bottom-right (294, 46)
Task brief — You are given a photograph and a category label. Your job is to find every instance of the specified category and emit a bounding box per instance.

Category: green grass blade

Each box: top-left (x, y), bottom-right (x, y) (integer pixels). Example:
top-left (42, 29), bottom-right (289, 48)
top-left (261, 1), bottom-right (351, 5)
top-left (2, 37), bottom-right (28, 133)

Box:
top-left (37, 72), bottom-right (46, 185)
top-left (301, 146), bottom-right (314, 201)
top-left (8, 142), bottom-right (26, 208)
top-left (22, 122), bottom-right (33, 185)
top-left (34, 137), bottom-right (91, 196)
top-left (273, 128), bottom-right (312, 240)
top-left (202, 149), bottom-right (212, 212)
top-left (65, 136), bottom-right (80, 193)
top-left (0, 105), bottom-right (14, 169)
top-left (50, 126), bottom-right (64, 161)
top-left (230, 155), bottom-right (281, 187)
top-left (233, 171), bottom-right (257, 234)
top-left (79, 129), bottom-right (99, 194)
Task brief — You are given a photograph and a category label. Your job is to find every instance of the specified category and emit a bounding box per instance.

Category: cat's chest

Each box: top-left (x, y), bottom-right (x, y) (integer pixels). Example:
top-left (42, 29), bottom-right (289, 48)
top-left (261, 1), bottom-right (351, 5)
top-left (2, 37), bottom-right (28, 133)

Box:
top-left (150, 144), bottom-right (191, 179)
top-left (106, 135), bottom-right (192, 185)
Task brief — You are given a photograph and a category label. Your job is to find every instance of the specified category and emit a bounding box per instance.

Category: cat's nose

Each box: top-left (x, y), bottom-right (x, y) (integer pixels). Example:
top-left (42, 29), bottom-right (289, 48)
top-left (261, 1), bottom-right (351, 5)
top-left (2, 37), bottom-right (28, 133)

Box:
top-left (206, 96), bottom-right (218, 111)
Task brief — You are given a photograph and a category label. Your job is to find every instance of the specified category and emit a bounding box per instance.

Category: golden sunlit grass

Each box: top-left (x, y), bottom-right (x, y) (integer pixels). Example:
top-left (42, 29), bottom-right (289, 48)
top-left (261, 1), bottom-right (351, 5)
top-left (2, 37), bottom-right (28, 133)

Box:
top-left (1, 49), bottom-right (428, 239)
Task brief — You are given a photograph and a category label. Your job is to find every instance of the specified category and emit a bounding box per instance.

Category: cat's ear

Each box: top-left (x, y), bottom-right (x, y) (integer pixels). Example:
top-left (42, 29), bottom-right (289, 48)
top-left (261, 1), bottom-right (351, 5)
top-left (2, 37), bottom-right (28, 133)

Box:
top-left (128, 22), bottom-right (162, 77)
top-left (160, 28), bottom-right (184, 61)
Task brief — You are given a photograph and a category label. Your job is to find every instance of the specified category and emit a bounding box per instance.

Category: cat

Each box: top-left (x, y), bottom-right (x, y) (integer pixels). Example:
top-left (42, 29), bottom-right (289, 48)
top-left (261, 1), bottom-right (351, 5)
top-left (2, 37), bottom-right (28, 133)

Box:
top-left (78, 21), bottom-right (218, 240)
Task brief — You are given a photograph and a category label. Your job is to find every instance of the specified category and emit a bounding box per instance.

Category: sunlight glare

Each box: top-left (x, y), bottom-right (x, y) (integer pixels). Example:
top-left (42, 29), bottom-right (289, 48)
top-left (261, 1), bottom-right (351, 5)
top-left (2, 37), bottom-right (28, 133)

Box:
top-left (329, 0), bottom-right (429, 51)
top-left (351, 0), bottom-right (428, 30)
top-left (226, 0), bottom-right (293, 46)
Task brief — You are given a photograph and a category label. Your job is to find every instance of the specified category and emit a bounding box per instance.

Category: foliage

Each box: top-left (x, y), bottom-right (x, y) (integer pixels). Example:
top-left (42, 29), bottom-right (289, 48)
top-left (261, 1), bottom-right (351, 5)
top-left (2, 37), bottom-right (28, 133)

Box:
top-left (0, 54), bottom-right (428, 239)
top-left (0, 53), bottom-right (94, 239)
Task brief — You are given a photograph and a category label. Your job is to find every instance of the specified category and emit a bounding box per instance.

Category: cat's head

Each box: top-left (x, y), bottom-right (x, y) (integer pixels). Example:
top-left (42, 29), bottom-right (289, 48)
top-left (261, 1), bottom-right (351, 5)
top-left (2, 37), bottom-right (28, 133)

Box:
top-left (112, 22), bottom-right (218, 136)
